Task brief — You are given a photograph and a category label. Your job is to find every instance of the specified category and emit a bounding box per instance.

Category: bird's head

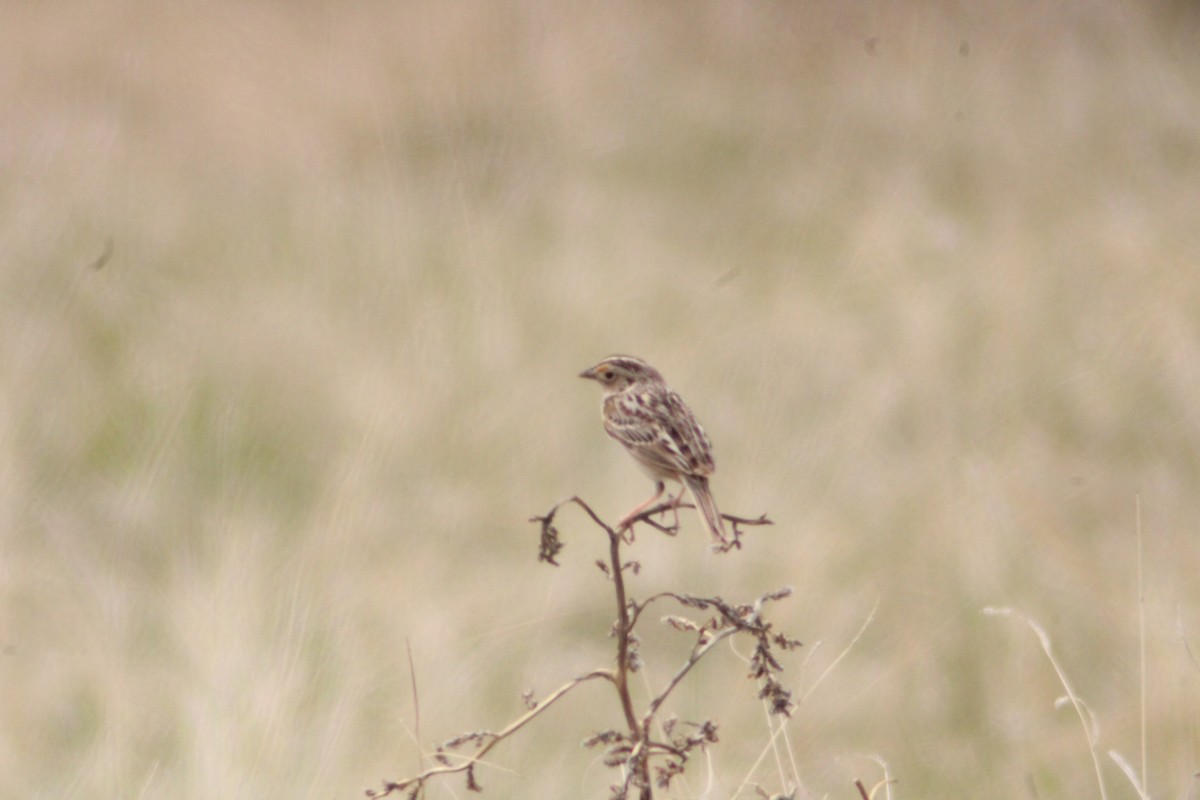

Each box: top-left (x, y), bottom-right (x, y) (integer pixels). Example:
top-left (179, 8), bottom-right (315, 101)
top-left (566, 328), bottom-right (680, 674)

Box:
top-left (578, 355), bottom-right (662, 392)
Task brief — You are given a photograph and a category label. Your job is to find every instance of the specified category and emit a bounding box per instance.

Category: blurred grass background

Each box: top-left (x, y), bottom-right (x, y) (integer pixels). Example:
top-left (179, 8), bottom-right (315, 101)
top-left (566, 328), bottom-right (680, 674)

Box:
top-left (3, 1), bottom-right (1199, 797)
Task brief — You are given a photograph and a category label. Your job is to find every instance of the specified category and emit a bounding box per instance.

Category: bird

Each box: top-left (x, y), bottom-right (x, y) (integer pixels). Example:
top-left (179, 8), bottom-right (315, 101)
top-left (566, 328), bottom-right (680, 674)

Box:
top-left (578, 355), bottom-right (729, 547)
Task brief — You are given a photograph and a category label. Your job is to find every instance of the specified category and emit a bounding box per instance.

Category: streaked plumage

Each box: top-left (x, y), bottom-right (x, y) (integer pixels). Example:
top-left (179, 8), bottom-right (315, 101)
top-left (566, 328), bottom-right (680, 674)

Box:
top-left (579, 355), bottom-right (728, 546)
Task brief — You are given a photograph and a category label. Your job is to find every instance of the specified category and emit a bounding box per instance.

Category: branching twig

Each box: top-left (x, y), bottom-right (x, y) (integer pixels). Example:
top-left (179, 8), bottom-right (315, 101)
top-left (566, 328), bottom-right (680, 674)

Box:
top-left (648, 589), bottom-right (798, 722)
top-left (538, 497), bottom-right (785, 799)
top-left (372, 496), bottom-right (785, 800)
top-left (367, 670), bottom-right (614, 798)
top-left (531, 495), bottom-right (772, 563)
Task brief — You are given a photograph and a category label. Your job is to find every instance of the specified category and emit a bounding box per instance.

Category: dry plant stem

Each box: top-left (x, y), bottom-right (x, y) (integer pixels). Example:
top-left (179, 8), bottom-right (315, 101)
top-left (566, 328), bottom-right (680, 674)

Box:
top-left (854, 776), bottom-right (896, 800)
top-left (600, 501), bottom-right (654, 798)
top-left (537, 495), bottom-right (780, 799)
top-left (366, 670), bottom-right (614, 798)
top-left (531, 496), bottom-right (644, 760)
top-left (984, 607), bottom-right (1108, 800)
top-left (644, 625), bottom-right (739, 724)
top-left (608, 512), bottom-right (644, 741)
top-left (371, 496), bottom-right (777, 799)
top-left (535, 496), bottom-right (656, 798)
top-left (534, 495), bottom-right (770, 562)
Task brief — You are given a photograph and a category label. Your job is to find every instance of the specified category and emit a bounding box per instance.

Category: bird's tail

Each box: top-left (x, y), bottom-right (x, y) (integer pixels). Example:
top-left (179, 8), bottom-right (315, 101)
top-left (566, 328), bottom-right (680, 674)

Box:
top-left (684, 475), bottom-right (729, 547)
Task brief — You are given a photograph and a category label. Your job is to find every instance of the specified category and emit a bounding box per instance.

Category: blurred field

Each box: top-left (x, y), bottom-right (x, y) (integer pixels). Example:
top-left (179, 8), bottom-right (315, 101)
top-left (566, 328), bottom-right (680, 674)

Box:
top-left (3, 1), bottom-right (1199, 798)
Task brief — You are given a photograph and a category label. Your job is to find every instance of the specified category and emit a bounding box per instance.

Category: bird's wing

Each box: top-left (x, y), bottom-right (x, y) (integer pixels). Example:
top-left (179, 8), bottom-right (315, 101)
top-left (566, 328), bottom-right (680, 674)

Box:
top-left (603, 389), bottom-right (714, 478)
top-left (659, 390), bottom-right (715, 476)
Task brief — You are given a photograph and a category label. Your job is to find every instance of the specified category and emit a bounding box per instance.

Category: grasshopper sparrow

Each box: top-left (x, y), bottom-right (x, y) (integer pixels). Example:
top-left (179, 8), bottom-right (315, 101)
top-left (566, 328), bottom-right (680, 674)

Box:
top-left (579, 355), bottom-right (729, 547)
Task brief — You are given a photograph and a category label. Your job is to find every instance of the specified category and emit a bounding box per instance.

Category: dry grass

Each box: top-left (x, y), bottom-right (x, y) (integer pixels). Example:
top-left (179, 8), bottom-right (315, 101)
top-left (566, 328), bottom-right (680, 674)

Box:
top-left (2, 1), bottom-right (1199, 797)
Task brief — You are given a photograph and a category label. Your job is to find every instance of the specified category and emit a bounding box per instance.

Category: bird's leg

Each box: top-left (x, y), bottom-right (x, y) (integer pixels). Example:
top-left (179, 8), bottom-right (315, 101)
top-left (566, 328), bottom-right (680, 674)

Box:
top-left (663, 484), bottom-right (684, 530)
top-left (618, 480), bottom-right (666, 532)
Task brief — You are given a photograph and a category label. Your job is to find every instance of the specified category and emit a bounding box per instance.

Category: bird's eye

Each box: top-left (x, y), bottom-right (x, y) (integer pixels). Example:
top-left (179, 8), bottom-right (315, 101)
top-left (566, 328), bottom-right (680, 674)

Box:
top-left (603, 371), bottom-right (615, 381)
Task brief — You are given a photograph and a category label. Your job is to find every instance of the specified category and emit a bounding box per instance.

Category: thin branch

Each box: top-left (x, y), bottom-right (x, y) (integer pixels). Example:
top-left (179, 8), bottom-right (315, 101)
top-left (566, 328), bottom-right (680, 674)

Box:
top-left (532, 495), bottom-right (772, 565)
top-left (628, 590), bottom-right (694, 629)
top-left (366, 670), bottom-right (613, 798)
top-left (801, 598), bottom-right (877, 702)
top-left (609, 517), bottom-right (643, 738)
top-left (644, 626), bottom-right (742, 724)
top-left (374, 496), bottom-right (783, 800)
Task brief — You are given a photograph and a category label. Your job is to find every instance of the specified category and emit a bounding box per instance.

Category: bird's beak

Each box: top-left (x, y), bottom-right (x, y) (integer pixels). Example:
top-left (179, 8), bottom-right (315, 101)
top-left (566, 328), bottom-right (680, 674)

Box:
top-left (578, 366), bottom-right (596, 380)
